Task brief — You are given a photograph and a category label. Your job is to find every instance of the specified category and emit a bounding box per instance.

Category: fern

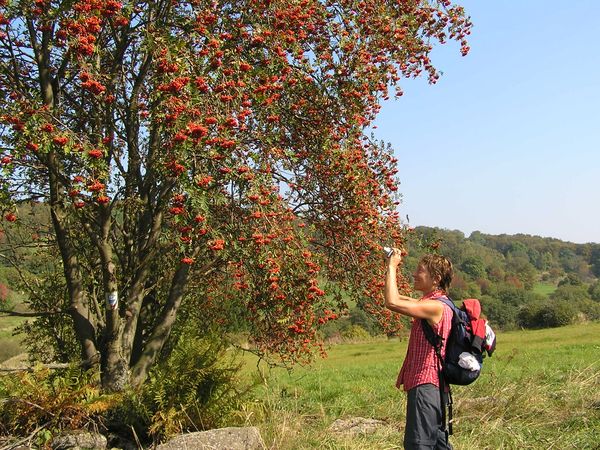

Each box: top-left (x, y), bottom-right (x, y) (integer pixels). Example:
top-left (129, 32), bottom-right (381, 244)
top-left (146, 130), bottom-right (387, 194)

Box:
top-left (109, 326), bottom-right (249, 441)
top-left (0, 366), bottom-right (115, 437)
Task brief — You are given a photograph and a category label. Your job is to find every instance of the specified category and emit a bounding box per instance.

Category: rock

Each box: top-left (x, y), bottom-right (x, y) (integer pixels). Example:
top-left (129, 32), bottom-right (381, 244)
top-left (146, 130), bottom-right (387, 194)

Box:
top-left (105, 432), bottom-right (138, 450)
top-left (328, 417), bottom-right (388, 435)
top-left (157, 427), bottom-right (264, 450)
top-left (52, 431), bottom-right (107, 450)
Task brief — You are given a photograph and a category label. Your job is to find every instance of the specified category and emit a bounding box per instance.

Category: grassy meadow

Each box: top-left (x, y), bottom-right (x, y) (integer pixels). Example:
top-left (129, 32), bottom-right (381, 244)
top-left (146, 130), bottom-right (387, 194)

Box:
top-left (1, 299), bottom-right (599, 449)
top-left (241, 322), bottom-right (600, 449)
top-left (0, 313), bottom-right (27, 364)
top-left (532, 282), bottom-right (558, 297)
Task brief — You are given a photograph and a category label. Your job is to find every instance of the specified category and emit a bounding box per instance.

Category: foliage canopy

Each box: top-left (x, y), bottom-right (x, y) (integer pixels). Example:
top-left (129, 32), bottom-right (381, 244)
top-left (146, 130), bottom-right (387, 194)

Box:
top-left (0, 0), bottom-right (471, 389)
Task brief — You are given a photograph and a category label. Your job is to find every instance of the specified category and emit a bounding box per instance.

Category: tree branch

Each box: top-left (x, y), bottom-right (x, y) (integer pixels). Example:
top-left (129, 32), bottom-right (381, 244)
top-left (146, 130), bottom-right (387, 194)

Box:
top-left (0, 310), bottom-right (65, 318)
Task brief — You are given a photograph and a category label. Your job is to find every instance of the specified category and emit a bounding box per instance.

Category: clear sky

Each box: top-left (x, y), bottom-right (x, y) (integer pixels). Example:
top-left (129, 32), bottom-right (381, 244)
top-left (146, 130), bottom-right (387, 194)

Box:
top-left (373, 0), bottom-right (600, 244)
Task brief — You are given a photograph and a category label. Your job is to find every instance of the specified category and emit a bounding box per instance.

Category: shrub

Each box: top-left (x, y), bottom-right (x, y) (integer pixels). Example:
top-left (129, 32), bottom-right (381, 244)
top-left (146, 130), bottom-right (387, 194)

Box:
top-left (573, 299), bottom-right (600, 322)
top-left (448, 272), bottom-right (480, 300)
top-left (480, 295), bottom-right (518, 330)
top-left (460, 257), bottom-right (486, 279)
top-left (14, 270), bottom-right (80, 364)
top-left (109, 327), bottom-right (247, 442)
top-left (318, 315), bottom-right (351, 340)
top-left (517, 301), bottom-right (547, 328)
top-left (349, 307), bottom-right (382, 336)
top-left (341, 325), bottom-right (372, 342)
top-left (550, 284), bottom-right (591, 303)
top-left (538, 301), bottom-right (576, 327)
top-left (518, 300), bottom-right (577, 329)
top-left (0, 366), bottom-right (113, 440)
top-left (558, 273), bottom-right (583, 287)
top-left (0, 282), bottom-right (14, 311)
top-left (588, 281), bottom-right (600, 302)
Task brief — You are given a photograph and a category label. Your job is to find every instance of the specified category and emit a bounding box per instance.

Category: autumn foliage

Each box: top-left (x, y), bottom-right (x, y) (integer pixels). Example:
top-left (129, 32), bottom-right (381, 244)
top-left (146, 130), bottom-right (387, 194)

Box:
top-left (0, 0), bottom-right (471, 390)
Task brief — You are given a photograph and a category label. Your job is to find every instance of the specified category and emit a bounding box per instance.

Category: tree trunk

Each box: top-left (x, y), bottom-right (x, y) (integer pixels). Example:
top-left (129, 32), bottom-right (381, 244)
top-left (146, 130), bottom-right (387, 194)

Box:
top-left (130, 263), bottom-right (191, 387)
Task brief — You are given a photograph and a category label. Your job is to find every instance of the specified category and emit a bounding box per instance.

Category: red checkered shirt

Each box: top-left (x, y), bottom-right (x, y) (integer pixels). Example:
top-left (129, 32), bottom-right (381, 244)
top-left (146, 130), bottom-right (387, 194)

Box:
top-left (396, 291), bottom-right (453, 391)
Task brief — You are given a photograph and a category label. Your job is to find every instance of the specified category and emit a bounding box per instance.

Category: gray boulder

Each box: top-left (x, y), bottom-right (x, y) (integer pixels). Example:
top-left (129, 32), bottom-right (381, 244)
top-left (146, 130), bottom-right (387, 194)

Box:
top-left (157, 427), bottom-right (265, 450)
top-left (52, 431), bottom-right (107, 450)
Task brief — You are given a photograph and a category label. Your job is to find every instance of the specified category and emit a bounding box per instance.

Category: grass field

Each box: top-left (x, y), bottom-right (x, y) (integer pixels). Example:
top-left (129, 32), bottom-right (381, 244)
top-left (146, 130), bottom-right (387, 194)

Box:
top-left (241, 322), bottom-right (600, 449)
top-left (532, 282), bottom-right (557, 297)
top-left (1, 305), bottom-right (598, 448)
top-left (0, 314), bottom-right (27, 364)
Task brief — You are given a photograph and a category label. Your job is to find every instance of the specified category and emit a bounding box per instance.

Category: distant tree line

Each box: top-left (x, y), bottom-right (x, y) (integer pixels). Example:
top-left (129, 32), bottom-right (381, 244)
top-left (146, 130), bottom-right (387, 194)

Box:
top-left (401, 227), bottom-right (600, 330)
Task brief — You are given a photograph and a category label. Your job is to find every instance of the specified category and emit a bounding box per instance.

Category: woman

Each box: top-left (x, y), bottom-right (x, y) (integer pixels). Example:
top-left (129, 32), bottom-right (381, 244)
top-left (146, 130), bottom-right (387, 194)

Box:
top-left (384, 251), bottom-right (454, 450)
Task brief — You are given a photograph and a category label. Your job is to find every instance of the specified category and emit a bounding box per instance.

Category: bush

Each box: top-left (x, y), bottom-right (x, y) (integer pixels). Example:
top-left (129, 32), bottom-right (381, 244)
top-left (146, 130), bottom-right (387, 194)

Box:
top-left (518, 300), bottom-right (577, 329)
top-left (577, 299), bottom-right (600, 321)
top-left (517, 301), bottom-right (543, 329)
top-left (461, 257), bottom-right (486, 279)
top-left (14, 271), bottom-right (80, 364)
top-left (538, 301), bottom-right (577, 327)
top-left (558, 273), bottom-right (583, 287)
top-left (0, 282), bottom-right (14, 311)
top-left (0, 366), bottom-right (113, 440)
top-left (318, 315), bottom-right (351, 340)
top-left (551, 283), bottom-right (590, 299)
top-left (341, 324), bottom-right (372, 342)
top-left (489, 284), bottom-right (544, 307)
top-left (588, 281), bottom-right (600, 302)
top-left (448, 272), bottom-right (481, 300)
top-left (349, 307), bottom-right (382, 336)
top-left (109, 327), bottom-right (247, 442)
top-left (480, 295), bottom-right (518, 330)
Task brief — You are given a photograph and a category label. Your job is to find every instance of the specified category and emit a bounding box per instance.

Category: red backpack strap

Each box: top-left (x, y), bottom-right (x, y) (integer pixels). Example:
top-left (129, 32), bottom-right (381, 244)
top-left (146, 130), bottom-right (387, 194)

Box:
top-left (463, 299), bottom-right (486, 352)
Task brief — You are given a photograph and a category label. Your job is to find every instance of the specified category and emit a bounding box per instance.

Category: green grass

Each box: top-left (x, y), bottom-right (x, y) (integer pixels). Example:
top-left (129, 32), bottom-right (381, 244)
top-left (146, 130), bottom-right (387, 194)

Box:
top-left (0, 296), bottom-right (29, 363)
top-left (532, 282), bottom-right (557, 297)
top-left (240, 323), bottom-right (600, 449)
top-left (0, 324), bottom-right (26, 364)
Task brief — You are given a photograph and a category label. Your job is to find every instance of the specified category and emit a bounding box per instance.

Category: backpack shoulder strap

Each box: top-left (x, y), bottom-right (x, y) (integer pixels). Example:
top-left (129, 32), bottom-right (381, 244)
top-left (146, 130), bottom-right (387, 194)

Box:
top-left (421, 295), bottom-right (454, 350)
top-left (437, 296), bottom-right (461, 319)
top-left (436, 296), bottom-right (455, 310)
top-left (421, 318), bottom-right (441, 349)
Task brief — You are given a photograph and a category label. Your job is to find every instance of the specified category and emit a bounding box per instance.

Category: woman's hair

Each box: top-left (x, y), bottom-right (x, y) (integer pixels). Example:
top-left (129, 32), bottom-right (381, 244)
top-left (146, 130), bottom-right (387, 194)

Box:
top-left (420, 254), bottom-right (453, 292)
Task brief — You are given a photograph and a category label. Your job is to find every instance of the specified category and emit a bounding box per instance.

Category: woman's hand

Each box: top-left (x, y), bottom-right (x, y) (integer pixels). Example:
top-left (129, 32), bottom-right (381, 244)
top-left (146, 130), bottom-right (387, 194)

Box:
top-left (385, 247), bottom-right (403, 269)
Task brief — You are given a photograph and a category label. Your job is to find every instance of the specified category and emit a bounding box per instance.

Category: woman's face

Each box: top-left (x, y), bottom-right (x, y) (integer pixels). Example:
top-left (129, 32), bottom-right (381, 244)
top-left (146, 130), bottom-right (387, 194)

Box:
top-left (412, 263), bottom-right (437, 294)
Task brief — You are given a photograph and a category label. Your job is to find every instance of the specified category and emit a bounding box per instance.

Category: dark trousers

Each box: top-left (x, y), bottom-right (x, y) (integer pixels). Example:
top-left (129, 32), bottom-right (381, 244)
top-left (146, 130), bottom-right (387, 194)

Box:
top-left (404, 383), bottom-right (452, 450)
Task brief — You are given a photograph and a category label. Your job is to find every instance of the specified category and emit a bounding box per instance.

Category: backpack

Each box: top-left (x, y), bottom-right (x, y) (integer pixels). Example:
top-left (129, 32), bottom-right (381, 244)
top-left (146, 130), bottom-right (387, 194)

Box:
top-left (422, 297), bottom-right (496, 385)
top-left (421, 296), bottom-right (496, 435)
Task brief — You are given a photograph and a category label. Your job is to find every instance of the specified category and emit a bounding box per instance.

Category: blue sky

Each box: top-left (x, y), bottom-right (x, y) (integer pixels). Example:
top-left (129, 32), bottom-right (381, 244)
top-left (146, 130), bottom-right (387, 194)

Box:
top-left (373, 0), bottom-right (600, 244)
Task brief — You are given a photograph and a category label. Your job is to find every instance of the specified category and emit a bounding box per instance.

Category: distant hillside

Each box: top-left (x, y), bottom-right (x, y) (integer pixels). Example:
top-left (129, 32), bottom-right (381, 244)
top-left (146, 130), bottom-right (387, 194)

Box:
top-left (407, 226), bottom-right (599, 278)
top-left (401, 226), bottom-right (600, 329)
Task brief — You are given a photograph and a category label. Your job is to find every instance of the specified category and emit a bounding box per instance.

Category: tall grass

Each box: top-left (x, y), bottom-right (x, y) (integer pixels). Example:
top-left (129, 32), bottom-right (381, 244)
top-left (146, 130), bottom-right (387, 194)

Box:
top-left (240, 323), bottom-right (600, 449)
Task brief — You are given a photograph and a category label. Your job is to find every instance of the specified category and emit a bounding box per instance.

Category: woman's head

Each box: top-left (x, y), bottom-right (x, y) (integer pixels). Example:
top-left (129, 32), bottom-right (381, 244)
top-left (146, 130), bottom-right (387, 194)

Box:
top-left (414, 254), bottom-right (453, 293)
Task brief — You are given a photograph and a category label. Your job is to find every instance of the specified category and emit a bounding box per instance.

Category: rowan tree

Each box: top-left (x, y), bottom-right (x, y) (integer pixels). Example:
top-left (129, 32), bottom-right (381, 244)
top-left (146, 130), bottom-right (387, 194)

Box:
top-left (0, 0), bottom-right (471, 390)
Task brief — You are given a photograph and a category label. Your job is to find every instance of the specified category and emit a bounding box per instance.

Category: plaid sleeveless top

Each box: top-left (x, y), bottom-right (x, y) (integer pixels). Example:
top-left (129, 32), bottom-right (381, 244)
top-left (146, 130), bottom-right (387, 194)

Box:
top-left (396, 291), bottom-right (453, 391)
